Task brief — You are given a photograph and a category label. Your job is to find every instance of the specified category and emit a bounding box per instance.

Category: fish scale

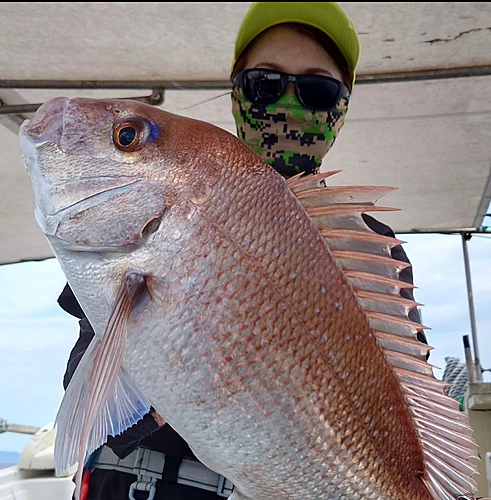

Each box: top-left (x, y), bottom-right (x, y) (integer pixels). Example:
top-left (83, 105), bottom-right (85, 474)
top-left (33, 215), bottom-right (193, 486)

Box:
top-left (19, 97), bottom-right (478, 500)
top-left (122, 161), bottom-right (428, 500)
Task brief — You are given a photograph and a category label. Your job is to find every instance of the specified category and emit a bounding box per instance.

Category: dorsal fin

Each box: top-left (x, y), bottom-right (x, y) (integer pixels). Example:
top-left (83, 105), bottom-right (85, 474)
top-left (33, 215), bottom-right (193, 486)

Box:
top-left (320, 228), bottom-right (405, 256)
top-left (288, 171), bottom-right (479, 500)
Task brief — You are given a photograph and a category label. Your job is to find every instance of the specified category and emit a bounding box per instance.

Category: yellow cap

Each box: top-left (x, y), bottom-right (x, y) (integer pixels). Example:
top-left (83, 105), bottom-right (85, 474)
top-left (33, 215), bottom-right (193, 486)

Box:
top-left (232, 2), bottom-right (360, 85)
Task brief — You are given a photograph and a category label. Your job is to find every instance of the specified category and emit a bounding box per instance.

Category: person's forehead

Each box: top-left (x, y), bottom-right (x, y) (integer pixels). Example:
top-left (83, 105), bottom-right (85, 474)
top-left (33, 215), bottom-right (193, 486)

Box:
top-left (243, 25), bottom-right (342, 79)
top-left (250, 24), bottom-right (322, 52)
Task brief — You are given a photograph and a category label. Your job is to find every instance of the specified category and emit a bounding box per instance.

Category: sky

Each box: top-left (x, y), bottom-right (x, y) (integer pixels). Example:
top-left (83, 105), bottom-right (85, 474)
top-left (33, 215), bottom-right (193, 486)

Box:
top-left (0, 231), bottom-right (489, 454)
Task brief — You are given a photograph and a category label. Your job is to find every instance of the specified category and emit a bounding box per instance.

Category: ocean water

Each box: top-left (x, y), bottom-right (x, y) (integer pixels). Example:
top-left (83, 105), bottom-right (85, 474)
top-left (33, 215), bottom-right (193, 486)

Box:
top-left (0, 451), bottom-right (20, 469)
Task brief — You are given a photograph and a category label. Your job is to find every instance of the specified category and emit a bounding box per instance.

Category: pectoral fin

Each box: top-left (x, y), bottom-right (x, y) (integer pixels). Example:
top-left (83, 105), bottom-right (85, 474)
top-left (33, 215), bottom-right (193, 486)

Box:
top-left (54, 272), bottom-right (151, 499)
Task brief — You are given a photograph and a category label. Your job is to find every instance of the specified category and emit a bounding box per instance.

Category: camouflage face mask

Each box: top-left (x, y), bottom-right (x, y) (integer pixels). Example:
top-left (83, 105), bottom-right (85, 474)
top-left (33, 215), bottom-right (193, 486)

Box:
top-left (231, 86), bottom-right (349, 178)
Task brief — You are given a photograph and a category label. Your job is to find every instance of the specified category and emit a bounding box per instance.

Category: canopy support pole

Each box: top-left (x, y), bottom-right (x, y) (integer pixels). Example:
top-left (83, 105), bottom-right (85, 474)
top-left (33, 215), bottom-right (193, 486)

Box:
top-left (461, 232), bottom-right (483, 382)
top-left (0, 419), bottom-right (40, 435)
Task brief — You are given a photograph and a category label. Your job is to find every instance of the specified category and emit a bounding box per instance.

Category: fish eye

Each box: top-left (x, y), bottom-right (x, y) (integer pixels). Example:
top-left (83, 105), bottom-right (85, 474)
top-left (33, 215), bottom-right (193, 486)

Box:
top-left (113, 117), bottom-right (149, 152)
top-left (119, 127), bottom-right (136, 147)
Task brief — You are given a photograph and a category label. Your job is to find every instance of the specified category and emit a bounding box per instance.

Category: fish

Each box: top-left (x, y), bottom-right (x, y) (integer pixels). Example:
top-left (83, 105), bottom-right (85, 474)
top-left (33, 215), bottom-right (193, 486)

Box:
top-left (19, 97), bottom-right (479, 500)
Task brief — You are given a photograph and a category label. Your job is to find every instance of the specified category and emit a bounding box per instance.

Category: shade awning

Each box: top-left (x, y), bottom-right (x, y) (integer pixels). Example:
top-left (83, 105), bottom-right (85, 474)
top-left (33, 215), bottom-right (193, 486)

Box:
top-left (1, 2), bottom-right (490, 265)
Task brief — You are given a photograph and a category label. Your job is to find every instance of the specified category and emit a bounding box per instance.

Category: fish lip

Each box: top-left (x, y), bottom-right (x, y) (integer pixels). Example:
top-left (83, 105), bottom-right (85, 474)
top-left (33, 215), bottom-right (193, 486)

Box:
top-left (20, 97), bottom-right (68, 146)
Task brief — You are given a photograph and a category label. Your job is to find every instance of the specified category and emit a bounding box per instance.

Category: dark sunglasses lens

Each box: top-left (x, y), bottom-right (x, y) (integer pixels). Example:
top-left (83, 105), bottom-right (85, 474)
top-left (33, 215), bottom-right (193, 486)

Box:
top-left (243, 71), bottom-right (285, 104)
top-left (297, 78), bottom-right (341, 110)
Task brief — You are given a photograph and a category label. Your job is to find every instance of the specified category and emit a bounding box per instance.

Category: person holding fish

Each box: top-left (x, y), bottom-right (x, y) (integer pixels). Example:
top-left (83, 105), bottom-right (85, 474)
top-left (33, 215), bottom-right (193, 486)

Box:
top-left (56, 2), bottom-right (426, 499)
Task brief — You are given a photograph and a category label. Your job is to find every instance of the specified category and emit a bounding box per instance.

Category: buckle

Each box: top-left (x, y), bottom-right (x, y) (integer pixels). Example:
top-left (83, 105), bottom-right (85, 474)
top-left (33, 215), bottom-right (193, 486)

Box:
top-left (217, 475), bottom-right (234, 498)
top-left (129, 481), bottom-right (157, 500)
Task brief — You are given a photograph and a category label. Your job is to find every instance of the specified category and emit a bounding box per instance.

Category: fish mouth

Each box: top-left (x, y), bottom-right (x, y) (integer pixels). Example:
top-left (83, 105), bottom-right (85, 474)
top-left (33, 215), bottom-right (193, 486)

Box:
top-left (38, 179), bottom-right (168, 252)
top-left (20, 97), bottom-right (68, 146)
top-left (46, 177), bottom-right (141, 217)
top-left (36, 180), bottom-right (141, 238)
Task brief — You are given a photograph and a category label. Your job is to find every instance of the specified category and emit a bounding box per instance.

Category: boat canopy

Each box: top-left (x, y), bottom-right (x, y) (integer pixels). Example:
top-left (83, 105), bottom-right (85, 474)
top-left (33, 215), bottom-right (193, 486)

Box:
top-left (1, 2), bottom-right (490, 264)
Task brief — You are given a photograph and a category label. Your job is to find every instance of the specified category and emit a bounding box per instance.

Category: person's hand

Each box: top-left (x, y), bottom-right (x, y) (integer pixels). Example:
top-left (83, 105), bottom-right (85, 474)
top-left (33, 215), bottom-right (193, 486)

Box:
top-left (150, 411), bottom-right (166, 427)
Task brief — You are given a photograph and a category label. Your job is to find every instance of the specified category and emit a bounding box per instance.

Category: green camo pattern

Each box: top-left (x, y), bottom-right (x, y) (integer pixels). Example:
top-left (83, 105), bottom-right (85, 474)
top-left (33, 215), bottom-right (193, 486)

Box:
top-left (231, 87), bottom-right (348, 177)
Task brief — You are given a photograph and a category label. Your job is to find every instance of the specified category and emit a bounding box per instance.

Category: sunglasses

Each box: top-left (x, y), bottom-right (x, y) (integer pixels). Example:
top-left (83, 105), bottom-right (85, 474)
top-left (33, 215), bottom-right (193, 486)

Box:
top-left (233, 68), bottom-right (350, 111)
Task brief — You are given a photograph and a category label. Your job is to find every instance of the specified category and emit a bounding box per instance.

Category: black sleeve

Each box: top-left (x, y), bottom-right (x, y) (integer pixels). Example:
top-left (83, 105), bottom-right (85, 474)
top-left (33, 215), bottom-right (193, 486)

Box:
top-left (62, 316), bottom-right (95, 391)
top-left (105, 413), bottom-right (160, 459)
top-left (361, 215), bottom-right (428, 347)
top-left (58, 283), bottom-right (86, 319)
top-left (58, 283), bottom-right (162, 459)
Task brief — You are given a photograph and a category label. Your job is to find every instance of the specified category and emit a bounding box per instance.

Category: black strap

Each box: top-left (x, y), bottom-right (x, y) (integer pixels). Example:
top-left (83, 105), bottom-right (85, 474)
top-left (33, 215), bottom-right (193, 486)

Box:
top-left (163, 456), bottom-right (183, 483)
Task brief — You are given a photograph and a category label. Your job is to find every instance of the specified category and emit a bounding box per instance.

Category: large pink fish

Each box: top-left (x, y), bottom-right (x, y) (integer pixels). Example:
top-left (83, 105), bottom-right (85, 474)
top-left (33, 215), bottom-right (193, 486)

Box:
top-left (19, 97), bottom-right (479, 500)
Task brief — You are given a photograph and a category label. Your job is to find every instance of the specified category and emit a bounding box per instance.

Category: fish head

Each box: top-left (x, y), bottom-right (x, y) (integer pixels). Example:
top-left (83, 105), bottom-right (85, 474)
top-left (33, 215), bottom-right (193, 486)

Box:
top-left (19, 97), bottom-right (225, 250)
